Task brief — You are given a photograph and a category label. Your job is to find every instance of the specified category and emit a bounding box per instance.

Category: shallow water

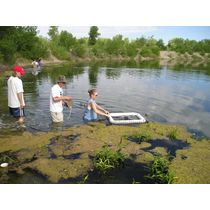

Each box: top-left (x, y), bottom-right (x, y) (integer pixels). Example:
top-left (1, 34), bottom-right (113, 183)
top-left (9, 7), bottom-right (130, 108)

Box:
top-left (1, 60), bottom-right (210, 138)
top-left (1, 60), bottom-right (210, 184)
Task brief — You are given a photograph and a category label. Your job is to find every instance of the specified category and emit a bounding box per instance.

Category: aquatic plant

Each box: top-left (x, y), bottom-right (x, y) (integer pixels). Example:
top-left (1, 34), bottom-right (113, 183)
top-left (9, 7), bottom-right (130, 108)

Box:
top-left (123, 131), bottom-right (130, 140)
top-left (77, 175), bottom-right (89, 184)
top-left (94, 145), bottom-right (126, 175)
top-left (168, 128), bottom-right (178, 140)
top-left (0, 155), bottom-right (13, 162)
top-left (190, 134), bottom-right (209, 141)
top-left (144, 152), bottom-right (177, 184)
top-left (133, 130), bottom-right (152, 143)
top-left (132, 178), bottom-right (140, 184)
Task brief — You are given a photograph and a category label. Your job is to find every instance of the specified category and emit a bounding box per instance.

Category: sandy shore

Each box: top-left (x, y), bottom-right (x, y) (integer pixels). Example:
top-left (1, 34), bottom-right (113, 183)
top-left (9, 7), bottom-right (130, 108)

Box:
top-left (0, 51), bottom-right (209, 72)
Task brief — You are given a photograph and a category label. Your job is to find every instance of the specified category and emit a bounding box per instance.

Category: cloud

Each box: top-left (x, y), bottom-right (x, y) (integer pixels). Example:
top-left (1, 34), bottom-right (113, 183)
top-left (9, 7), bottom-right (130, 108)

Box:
top-left (37, 26), bottom-right (159, 39)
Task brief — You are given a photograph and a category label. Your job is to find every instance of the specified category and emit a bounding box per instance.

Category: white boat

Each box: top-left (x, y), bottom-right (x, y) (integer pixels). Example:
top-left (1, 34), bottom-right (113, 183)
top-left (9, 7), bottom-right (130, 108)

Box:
top-left (108, 112), bottom-right (147, 125)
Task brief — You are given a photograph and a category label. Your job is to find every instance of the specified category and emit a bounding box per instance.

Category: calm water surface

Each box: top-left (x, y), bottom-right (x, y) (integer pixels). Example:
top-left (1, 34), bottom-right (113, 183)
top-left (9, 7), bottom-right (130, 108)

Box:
top-left (1, 60), bottom-right (210, 138)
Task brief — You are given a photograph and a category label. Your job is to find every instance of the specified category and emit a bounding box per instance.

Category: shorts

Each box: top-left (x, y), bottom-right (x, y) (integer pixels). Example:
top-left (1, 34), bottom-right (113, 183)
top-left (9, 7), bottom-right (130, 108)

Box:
top-left (51, 112), bottom-right (63, 122)
top-left (9, 107), bottom-right (25, 118)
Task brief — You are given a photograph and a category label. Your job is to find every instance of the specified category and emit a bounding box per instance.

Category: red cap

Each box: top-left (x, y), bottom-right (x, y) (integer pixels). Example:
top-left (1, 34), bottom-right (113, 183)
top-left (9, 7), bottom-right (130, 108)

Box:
top-left (14, 66), bottom-right (26, 75)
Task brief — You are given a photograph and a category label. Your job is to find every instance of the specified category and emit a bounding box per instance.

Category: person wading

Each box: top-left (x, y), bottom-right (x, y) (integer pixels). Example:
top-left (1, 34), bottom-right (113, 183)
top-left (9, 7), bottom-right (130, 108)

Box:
top-left (7, 66), bottom-right (26, 124)
top-left (83, 89), bottom-right (110, 122)
top-left (50, 75), bottom-right (72, 123)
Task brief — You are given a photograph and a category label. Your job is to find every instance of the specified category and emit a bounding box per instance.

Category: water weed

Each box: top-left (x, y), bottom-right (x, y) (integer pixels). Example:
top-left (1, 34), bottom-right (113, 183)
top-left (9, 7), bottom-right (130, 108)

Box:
top-left (168, 128), bottom-right (178, 140)
top-left (144, 152), bottom-right (177, 184)
top-left (94, 145), bottom-right (126, 175)
top-left (133, 130), bottom-right (152, 143)
top-left (132, 178), bottom-right (140, 184)
top-left (77, 175), bottom-right (89, 184)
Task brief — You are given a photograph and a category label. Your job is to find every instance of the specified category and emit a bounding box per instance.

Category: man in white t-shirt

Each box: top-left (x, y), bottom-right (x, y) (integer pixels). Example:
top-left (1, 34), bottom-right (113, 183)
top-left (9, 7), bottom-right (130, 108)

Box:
top-left (31, 59), bottom-right (38, 68)
top-left (7, 66), bottom-right (26, 123)
top-left (50, 75), bottom-right (72, 122)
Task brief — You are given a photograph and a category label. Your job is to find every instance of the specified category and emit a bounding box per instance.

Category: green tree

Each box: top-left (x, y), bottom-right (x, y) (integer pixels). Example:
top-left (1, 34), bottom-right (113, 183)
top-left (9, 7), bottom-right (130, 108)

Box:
top-left (147, 35), bottom-right (157, 47)
top-left (88, 26), bottom-right (100, 45)
top-left (156, 39), bottom-right (166, 50)
top-left (135, 35), bottom-right (147, 48)
top-left (168, 38), bottom-right (184, 51)
top-left (47, 26), bottom-right (59, 40)
top-left (126, 41), bottom-right (138, 57)
top-left (58, 30), bottom-right (76, 50)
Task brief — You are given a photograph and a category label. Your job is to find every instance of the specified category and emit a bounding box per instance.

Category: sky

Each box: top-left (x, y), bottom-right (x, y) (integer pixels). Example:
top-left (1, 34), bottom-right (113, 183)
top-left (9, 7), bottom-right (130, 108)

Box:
top-left (2, 1), bottom-right (209, 46)
top-left (37, 26), bottom-right (210, 45)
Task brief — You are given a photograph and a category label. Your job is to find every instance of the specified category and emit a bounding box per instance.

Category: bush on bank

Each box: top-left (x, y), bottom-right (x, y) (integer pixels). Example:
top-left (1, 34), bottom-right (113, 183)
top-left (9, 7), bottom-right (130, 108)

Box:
top-left (0, 26), bottom-right (210, 65)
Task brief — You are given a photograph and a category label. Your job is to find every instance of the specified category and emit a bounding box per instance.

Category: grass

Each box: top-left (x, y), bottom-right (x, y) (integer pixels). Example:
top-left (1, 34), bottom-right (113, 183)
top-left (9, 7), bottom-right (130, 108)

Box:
top-left (144, 152), bottom-right (177, 184)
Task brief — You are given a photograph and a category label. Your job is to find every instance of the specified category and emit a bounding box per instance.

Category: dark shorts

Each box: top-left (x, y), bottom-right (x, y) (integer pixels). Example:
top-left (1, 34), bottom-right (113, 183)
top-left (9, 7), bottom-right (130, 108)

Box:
top-left (9, 107), bottom-right (25, 118)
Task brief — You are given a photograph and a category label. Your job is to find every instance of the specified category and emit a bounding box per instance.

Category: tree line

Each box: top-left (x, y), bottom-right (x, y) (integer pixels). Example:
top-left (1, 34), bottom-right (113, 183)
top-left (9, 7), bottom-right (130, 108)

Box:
top-left (0, 26), bottom-right (210, 64)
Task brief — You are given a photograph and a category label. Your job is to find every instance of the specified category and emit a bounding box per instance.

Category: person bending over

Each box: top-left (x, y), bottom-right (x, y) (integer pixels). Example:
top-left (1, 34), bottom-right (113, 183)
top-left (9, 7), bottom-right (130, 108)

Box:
top-left (83, 89), bottom-right (110, 122)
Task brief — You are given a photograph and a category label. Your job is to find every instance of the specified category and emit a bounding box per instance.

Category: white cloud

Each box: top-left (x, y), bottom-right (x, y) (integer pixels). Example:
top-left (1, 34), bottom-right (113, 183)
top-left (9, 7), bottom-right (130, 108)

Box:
top-left (37, 26), bottom-right (159, 39)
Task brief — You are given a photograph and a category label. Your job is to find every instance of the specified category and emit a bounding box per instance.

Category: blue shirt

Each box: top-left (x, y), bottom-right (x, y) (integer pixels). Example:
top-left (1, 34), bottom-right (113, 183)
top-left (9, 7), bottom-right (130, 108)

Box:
top-left (83, 99), bottom-right (97, 121)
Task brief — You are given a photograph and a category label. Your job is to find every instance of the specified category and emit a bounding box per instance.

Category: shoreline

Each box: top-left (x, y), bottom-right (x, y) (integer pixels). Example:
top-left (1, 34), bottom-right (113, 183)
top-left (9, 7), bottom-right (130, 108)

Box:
top-left (0, 50), bottom-right (209, 72)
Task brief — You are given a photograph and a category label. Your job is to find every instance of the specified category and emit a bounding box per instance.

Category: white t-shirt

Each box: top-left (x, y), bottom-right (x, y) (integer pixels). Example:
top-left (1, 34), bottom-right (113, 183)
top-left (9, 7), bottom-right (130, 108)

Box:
top-left (50, 84), bottom-right (63, 112)
top-left (7, 76), bottom-right (25, 108)
top-left (32, 61), bottom-right (38, 65)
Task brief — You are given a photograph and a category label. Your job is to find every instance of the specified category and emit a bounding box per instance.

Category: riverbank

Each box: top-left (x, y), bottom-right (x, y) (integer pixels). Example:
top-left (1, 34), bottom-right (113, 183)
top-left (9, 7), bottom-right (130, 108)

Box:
top-left (0, 51), bottom-right (210, 72)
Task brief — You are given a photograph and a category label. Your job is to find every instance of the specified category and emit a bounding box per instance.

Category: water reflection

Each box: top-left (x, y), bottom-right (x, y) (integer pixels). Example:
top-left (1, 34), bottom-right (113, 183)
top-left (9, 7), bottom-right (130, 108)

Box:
top-left (0, 60), bottom-right (210, 138)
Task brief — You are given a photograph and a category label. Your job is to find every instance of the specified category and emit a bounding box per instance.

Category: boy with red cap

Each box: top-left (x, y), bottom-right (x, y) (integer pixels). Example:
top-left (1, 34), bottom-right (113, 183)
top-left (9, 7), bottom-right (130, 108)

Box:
top-left (7, 66), bottom-right (26, 123)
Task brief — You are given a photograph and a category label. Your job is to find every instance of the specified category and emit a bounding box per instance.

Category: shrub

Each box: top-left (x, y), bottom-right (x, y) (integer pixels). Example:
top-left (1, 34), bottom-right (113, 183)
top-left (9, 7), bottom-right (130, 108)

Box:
top-left (188, 50), bottom-right (193, 55)
top-left (126, 42), bottom-right (138, 57)
top-left (200, 50), bottom-right (205, 56)
top-left (50, 43), bottom-right (71, 60)
top-left (140, 46), bottom-right (151, 57)
top-left (72, 44), bottom-right (86, 58)
top-left (151, 46), bottom-right (160, 56)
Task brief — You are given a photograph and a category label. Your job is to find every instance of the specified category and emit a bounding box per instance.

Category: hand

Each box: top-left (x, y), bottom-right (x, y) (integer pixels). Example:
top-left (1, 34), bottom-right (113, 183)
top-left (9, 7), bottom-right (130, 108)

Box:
top-left (105, 110), bottom-right (109, 114)
top-left (66, 97), bottom-right (72, 101)
top-left (20, 103), bottom-right (24, 109)
top-left (105, 113), bottom-right (110, 118)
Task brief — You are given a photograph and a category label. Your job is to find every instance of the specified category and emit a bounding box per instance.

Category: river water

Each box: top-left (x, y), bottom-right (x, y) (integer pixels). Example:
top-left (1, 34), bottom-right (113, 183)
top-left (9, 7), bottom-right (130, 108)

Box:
top-left (1, 60), bottom-right (210, 138)
top-left (1, 60), bottom-right (210, 184)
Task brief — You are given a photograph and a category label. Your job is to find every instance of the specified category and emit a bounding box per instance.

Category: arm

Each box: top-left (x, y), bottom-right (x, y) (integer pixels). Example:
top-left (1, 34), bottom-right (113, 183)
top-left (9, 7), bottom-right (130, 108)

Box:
top-left (53, 96), bottom-right (72, 102)
top-left (17, 92), bottom-right (24, 109)
top-left (53, 96), bottom-right (72, 106)
top-left (96, 104), bottom-right (109, 114)
top-left (90, 102), bottom-right (110, 117)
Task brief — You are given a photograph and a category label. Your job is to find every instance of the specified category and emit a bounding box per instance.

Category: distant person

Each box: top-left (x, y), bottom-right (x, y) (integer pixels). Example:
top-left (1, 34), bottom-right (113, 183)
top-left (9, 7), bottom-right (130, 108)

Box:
top-left (7, 66), bottom-right (26, 123)
top-left (83, 89), bottom-right (110, 122)
top-left (38, 59), bottom-right (42, 68)
top-left (50, 75), bottom-right (72, 123)
top-left (31, 59), bottom-right (38, 68)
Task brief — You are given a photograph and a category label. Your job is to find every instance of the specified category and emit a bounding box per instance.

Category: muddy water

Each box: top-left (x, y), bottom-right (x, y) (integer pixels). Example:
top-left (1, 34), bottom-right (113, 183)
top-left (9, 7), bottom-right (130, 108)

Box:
top-left (0, 60), bottom-right (210, 184)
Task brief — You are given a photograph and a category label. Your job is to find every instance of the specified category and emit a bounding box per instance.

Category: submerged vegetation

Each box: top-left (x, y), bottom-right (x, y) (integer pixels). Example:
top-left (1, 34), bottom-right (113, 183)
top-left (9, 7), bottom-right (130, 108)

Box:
top-left (0, 26), bottom-right (210, 65)
top-left (0, 121), bottom-right (210, 184)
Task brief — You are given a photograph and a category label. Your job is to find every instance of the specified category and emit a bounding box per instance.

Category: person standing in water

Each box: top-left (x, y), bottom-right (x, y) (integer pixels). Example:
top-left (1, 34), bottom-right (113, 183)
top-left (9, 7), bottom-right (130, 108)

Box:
top-left (7, 66), bottom-right (26, 123)
top-left (38, 59), bottom-right (41, 68)
top-left (83, 89), bottom-right (110, 122)
top-left (50, 75), bottom-right (72, 123)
